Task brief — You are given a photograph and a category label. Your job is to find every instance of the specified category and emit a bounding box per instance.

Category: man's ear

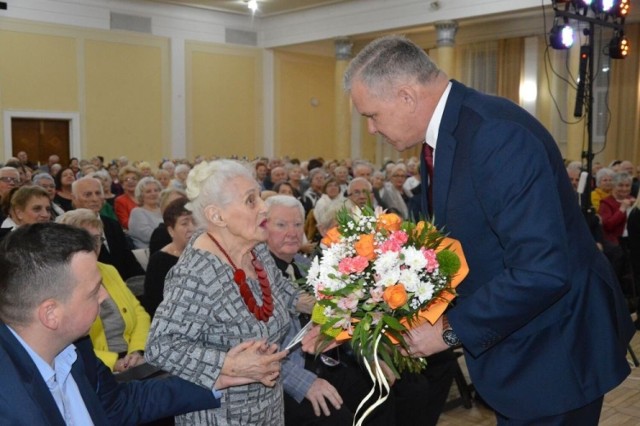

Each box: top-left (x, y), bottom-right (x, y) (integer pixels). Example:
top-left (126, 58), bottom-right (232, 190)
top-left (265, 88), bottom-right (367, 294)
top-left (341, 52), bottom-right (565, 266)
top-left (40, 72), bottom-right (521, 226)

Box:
top-left (38, 299), bottom-right (61, 331)
top-left (398, 85), bottom-right (418, 112)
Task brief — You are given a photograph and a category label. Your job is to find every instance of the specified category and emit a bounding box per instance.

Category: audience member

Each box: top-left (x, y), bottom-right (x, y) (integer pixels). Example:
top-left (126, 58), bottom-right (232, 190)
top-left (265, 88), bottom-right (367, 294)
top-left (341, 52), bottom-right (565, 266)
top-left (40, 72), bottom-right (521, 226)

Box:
top-left (72, 177), bottom-right (145, 280)
top-left (58, 209), bottom-right (150, 373)
top-left (0, 185), bottom-right (51, 239)
top-left (143, 197), bottom-right (194, 318)
top-left (171, 164), bottom-right (191, 190)
top-left (620, 160), bottom-right (639, 197)
top-left (148, 187), bottom-right (187, 255)
top-left (128, 177), bottom-right (163, 249)
top-left (155, 168), bottom-right (171, 189)
top-left (91, 170), bottom-right (117, 221)
top-left (591, 167), bottom-right (615, 212)
top-left (108, 162), bottom-right (123, 196)
top-left (53, 167), bottom-right (76, 212)
top-left (301, 168), bottom-right (325, 214)
top-left (114, 166), bottom-right (141, 229)
top-left (379, 163), bottom-right (411, 218)
top-left (0, 222), bottom-right (223, 424)
top-left (33, 172), bottom-right (65, 219)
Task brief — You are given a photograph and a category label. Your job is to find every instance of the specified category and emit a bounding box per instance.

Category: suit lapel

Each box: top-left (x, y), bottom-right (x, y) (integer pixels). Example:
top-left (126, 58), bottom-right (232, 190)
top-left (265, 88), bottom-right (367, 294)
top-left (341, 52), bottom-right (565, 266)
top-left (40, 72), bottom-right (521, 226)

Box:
top-left (0, 324), bottom-right (66, 426)
top-left (433, 80), bottom-right (466, 229)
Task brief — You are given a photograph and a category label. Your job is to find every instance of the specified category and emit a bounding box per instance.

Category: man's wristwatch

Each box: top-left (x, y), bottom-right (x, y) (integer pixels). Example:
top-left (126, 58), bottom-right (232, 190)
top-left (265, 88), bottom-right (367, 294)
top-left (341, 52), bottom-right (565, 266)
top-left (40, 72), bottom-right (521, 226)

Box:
top-left (442, 315), bottom-right (461, 347)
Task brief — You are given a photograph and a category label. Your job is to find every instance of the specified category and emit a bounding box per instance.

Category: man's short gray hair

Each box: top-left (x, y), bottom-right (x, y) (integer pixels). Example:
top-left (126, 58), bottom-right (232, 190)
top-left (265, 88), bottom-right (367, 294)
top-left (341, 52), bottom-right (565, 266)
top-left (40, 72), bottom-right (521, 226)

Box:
top-left (265, 195), bottom-right (305, 221)
top-left (344, 35), bottom-right (441, 97)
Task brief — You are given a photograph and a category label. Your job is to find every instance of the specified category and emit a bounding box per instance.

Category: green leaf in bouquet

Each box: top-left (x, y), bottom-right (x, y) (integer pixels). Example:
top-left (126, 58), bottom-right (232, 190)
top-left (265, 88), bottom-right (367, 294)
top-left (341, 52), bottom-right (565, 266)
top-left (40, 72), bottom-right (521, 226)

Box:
top-left (381, 314), bottom-right (406, 332)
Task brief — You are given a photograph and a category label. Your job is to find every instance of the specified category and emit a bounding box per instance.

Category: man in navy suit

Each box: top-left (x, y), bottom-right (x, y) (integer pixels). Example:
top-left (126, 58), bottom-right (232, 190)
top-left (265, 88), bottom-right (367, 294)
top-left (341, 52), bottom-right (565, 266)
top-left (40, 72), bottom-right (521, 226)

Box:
top-left (343, 35), bottom-right (634, 425)
top-left (0, 222), bottom-right (221, 425)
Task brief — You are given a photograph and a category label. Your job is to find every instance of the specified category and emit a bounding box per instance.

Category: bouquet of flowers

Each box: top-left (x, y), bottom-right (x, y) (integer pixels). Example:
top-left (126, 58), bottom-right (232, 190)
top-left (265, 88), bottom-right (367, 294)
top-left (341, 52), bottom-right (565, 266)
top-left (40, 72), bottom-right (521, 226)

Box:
top-left (306, 205), bottom-right (468, 377)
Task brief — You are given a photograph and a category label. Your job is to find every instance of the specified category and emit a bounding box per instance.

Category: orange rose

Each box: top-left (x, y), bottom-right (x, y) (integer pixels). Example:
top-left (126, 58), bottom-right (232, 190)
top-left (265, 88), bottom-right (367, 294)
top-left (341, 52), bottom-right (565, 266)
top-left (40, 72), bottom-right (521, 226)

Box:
top-left (321, 227), bottom-right (342, 247)
top-left (383, 284), bottom-right (408, 309)
top-left (377, 213), bottom-right (402, 232)
top-left (354, 234), bottom-right (376, 260)
top-left (414, 220), bottom-right (426, 237)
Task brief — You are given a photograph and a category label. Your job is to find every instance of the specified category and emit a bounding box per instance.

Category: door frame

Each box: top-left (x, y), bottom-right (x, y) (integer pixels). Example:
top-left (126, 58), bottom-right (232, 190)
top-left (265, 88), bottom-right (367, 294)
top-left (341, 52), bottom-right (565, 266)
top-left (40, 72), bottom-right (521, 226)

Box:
top-left (3, 110), bottom-right (81, 161)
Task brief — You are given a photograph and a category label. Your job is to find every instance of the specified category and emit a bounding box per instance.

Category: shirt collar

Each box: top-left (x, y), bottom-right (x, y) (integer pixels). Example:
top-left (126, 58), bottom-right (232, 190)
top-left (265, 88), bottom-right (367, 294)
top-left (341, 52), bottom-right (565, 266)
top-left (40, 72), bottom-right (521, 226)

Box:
top-left (7, 325), bottom-right (78, 387)
top-left (425, 81), bottom-right (453, 152)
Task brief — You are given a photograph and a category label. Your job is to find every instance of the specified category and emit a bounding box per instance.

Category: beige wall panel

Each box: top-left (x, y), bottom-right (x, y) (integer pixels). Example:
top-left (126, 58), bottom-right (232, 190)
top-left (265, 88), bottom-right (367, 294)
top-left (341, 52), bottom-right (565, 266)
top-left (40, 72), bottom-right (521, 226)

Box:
top-left (188, 44), bottom-right (262, 160)
top-left (0, 30), bottom-right (78, 111)
top-left (274, 51), bottom-right (335, 161)
top-left (84, 38), bottom-right (167, 165)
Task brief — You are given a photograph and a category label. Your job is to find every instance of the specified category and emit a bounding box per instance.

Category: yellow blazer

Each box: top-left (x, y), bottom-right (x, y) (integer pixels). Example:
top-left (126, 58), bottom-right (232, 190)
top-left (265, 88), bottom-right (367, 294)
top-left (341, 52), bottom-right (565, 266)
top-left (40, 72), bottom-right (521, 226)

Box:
top-left (89, 262), bottom-right (150, 370)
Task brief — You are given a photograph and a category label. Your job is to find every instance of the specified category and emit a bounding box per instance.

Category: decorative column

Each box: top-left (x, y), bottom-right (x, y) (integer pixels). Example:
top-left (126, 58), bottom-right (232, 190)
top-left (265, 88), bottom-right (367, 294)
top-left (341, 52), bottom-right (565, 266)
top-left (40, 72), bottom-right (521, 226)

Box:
top-left (434, 20), bottom-right (458, 75)
top-left (335, 37), bottom-right (353, 161)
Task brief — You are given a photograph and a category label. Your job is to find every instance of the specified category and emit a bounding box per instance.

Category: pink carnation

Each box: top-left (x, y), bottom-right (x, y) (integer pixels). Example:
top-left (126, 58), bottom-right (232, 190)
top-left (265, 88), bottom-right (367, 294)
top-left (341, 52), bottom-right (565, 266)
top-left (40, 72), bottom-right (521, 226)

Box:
top-left (421, 248), bottom-right (439, 273)
top-left (390, 230), bottom-right (409, 245)
top-left (369, 287), bottom-right (384, 302)
top-left (338, 256), bottom-right (370, 274)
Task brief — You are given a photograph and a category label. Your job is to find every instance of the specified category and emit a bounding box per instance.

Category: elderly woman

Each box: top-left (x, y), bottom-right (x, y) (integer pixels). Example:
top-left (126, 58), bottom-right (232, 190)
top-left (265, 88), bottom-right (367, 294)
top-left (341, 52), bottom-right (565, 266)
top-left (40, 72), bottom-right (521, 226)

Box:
top-left (114, 165), bottom-right (142, 229)
top-left (128, 177), bottom-right (163, 249)
top-left (600, 172), bottom-right (635, 246)
top-left (91, 170), bottom-right (117, 221)
top-left (57, 208), bottom-right (150, 372)
top-left (591, 167), bottom-right (615, 212)
top-left (32, 172), bottom-right (65, 219)
top-left (142, 197), bottom-right (195, 318)
top-left (149, 187), bottom-right (188, 254)
top-left (379, 163), bottom-right (411, 219)
top-left (0, 185), bottom-right (51, 238)
top-left (146, 159), bottom-right (301, 425)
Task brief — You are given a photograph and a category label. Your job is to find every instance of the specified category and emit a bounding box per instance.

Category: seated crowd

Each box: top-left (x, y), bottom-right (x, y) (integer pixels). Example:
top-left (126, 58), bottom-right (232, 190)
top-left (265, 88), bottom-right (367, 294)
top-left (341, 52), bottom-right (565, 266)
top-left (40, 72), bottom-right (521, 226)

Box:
top-left (1, 150), bottom-right (639, 425)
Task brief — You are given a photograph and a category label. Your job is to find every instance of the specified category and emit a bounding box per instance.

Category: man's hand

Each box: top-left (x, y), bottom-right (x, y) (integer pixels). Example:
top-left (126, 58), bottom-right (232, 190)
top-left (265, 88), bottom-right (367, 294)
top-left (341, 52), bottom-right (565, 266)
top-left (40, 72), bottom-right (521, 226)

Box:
top-left (402, 316), bottom-right (449, 357)
top-left (305, 378), bottom-right (343, 416)
top-left (300, 326), bottom-right (340, 354)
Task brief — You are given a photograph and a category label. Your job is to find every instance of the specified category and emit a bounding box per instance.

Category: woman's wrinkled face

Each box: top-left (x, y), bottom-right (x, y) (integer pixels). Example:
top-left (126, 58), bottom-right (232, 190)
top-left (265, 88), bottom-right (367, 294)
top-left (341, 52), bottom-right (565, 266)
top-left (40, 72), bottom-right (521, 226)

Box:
top-left (216, 176), bottom-right (268, 245)
top-left (123, 173), bottom-right (139, 193)
top-left (612, 180), bottom-right (631, 200)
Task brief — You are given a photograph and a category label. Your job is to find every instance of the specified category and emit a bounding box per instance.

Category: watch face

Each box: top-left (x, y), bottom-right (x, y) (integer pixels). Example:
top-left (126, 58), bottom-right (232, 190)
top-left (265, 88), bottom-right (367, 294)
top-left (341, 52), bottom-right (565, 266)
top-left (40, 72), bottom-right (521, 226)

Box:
top-left (443, 329), bottom-right (460, 347)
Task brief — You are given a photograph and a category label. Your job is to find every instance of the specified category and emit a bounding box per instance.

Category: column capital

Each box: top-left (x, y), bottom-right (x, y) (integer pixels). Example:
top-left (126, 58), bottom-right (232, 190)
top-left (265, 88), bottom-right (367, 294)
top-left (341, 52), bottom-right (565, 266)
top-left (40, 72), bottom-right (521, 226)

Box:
top-left (434, 20), bottom-right (458, 47)
top-left (335, 37), bottom-right (353, 60)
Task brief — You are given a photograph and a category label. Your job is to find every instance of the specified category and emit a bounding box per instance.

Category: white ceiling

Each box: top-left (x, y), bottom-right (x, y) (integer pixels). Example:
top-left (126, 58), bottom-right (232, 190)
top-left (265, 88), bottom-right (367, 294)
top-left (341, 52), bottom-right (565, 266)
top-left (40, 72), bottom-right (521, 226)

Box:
top-left (141, 0), bottom-right (357, 17)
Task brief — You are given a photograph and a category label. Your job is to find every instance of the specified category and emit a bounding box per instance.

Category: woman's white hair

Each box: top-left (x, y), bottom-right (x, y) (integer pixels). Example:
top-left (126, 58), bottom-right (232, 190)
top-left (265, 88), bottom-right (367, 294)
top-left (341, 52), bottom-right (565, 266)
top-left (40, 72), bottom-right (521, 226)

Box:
top-left (186, 159), bottom-right (254, 228)
top-left (134, 177), bottom-right (162, 205)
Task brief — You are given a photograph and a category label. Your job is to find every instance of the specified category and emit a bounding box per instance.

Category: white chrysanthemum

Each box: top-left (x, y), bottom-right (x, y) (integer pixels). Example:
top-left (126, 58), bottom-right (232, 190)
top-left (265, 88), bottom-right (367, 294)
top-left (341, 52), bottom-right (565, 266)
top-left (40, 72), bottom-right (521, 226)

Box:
top-left (399, 269), bottom-right (421, 292)
top-left (376, 267), bottom-right (401, 288)
top-left (307, 257), bottom-right (321, 283)
top-left (415, 280), bottom-right (435, 303)
top-left (402, 246), bottom-right (427, 271)
top-left (373, 251), bottom-right (400, 275)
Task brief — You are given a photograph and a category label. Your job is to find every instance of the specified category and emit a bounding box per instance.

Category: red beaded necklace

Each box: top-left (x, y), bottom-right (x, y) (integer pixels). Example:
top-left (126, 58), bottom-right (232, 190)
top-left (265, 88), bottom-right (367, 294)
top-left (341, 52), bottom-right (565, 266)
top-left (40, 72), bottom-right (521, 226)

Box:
top-left (207, 233), bottom-right (274, 322)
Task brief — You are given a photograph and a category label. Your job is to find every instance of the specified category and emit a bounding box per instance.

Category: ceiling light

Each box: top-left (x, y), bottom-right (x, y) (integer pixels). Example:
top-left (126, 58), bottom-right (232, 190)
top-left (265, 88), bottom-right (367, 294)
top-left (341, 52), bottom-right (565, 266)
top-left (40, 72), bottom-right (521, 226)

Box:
top-left (247, 0), bottom-right (258, 12)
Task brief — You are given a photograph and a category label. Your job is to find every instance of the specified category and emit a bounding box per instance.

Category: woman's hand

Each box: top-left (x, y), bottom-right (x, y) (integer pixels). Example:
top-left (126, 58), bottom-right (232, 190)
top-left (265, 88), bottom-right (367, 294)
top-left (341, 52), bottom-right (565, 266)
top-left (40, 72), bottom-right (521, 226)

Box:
top-left (220, 340), bottom-right (288, 387)
top-left (296, 293), bottom-right (315, 314)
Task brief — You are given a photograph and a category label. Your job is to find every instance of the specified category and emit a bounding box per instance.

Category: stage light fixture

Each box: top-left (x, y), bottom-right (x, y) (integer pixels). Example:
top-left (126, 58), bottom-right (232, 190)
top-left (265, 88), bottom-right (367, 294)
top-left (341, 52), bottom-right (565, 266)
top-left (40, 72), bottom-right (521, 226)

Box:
top-left (595, 0), bottom-right (616, 13)
top-left (613, 0), bottom-right (630, 17)
top-left (609, 32), bottom-right (629, 59)
top-left (550, 21), bottom-right (575, 49)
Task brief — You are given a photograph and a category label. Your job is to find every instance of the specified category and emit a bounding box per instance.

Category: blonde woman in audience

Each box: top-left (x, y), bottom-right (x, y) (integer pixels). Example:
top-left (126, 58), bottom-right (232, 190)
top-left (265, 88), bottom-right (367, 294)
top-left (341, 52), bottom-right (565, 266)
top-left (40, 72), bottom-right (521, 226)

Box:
top-left (114, 165), bottom-right (141, 229)
top-left (138, 161), bottom-right (153, 177)
top-left (128, 177), bottom-right (163, 249)
top-left (0, 186), bottom-right (51, 239)
top-left (58, 208), bottom-right (151, 373)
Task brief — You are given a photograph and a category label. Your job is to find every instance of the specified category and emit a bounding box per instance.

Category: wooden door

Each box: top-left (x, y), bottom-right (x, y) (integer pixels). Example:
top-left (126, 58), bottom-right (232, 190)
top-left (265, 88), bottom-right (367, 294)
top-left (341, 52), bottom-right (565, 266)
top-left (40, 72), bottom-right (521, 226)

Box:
top-left (11, 118), bottom-right (70, 168)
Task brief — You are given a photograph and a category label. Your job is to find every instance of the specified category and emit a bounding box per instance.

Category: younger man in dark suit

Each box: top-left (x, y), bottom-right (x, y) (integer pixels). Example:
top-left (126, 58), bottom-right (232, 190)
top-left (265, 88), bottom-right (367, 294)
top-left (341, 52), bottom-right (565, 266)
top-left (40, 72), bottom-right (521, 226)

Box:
top-left (0, 222), bottom-right (221, 425)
